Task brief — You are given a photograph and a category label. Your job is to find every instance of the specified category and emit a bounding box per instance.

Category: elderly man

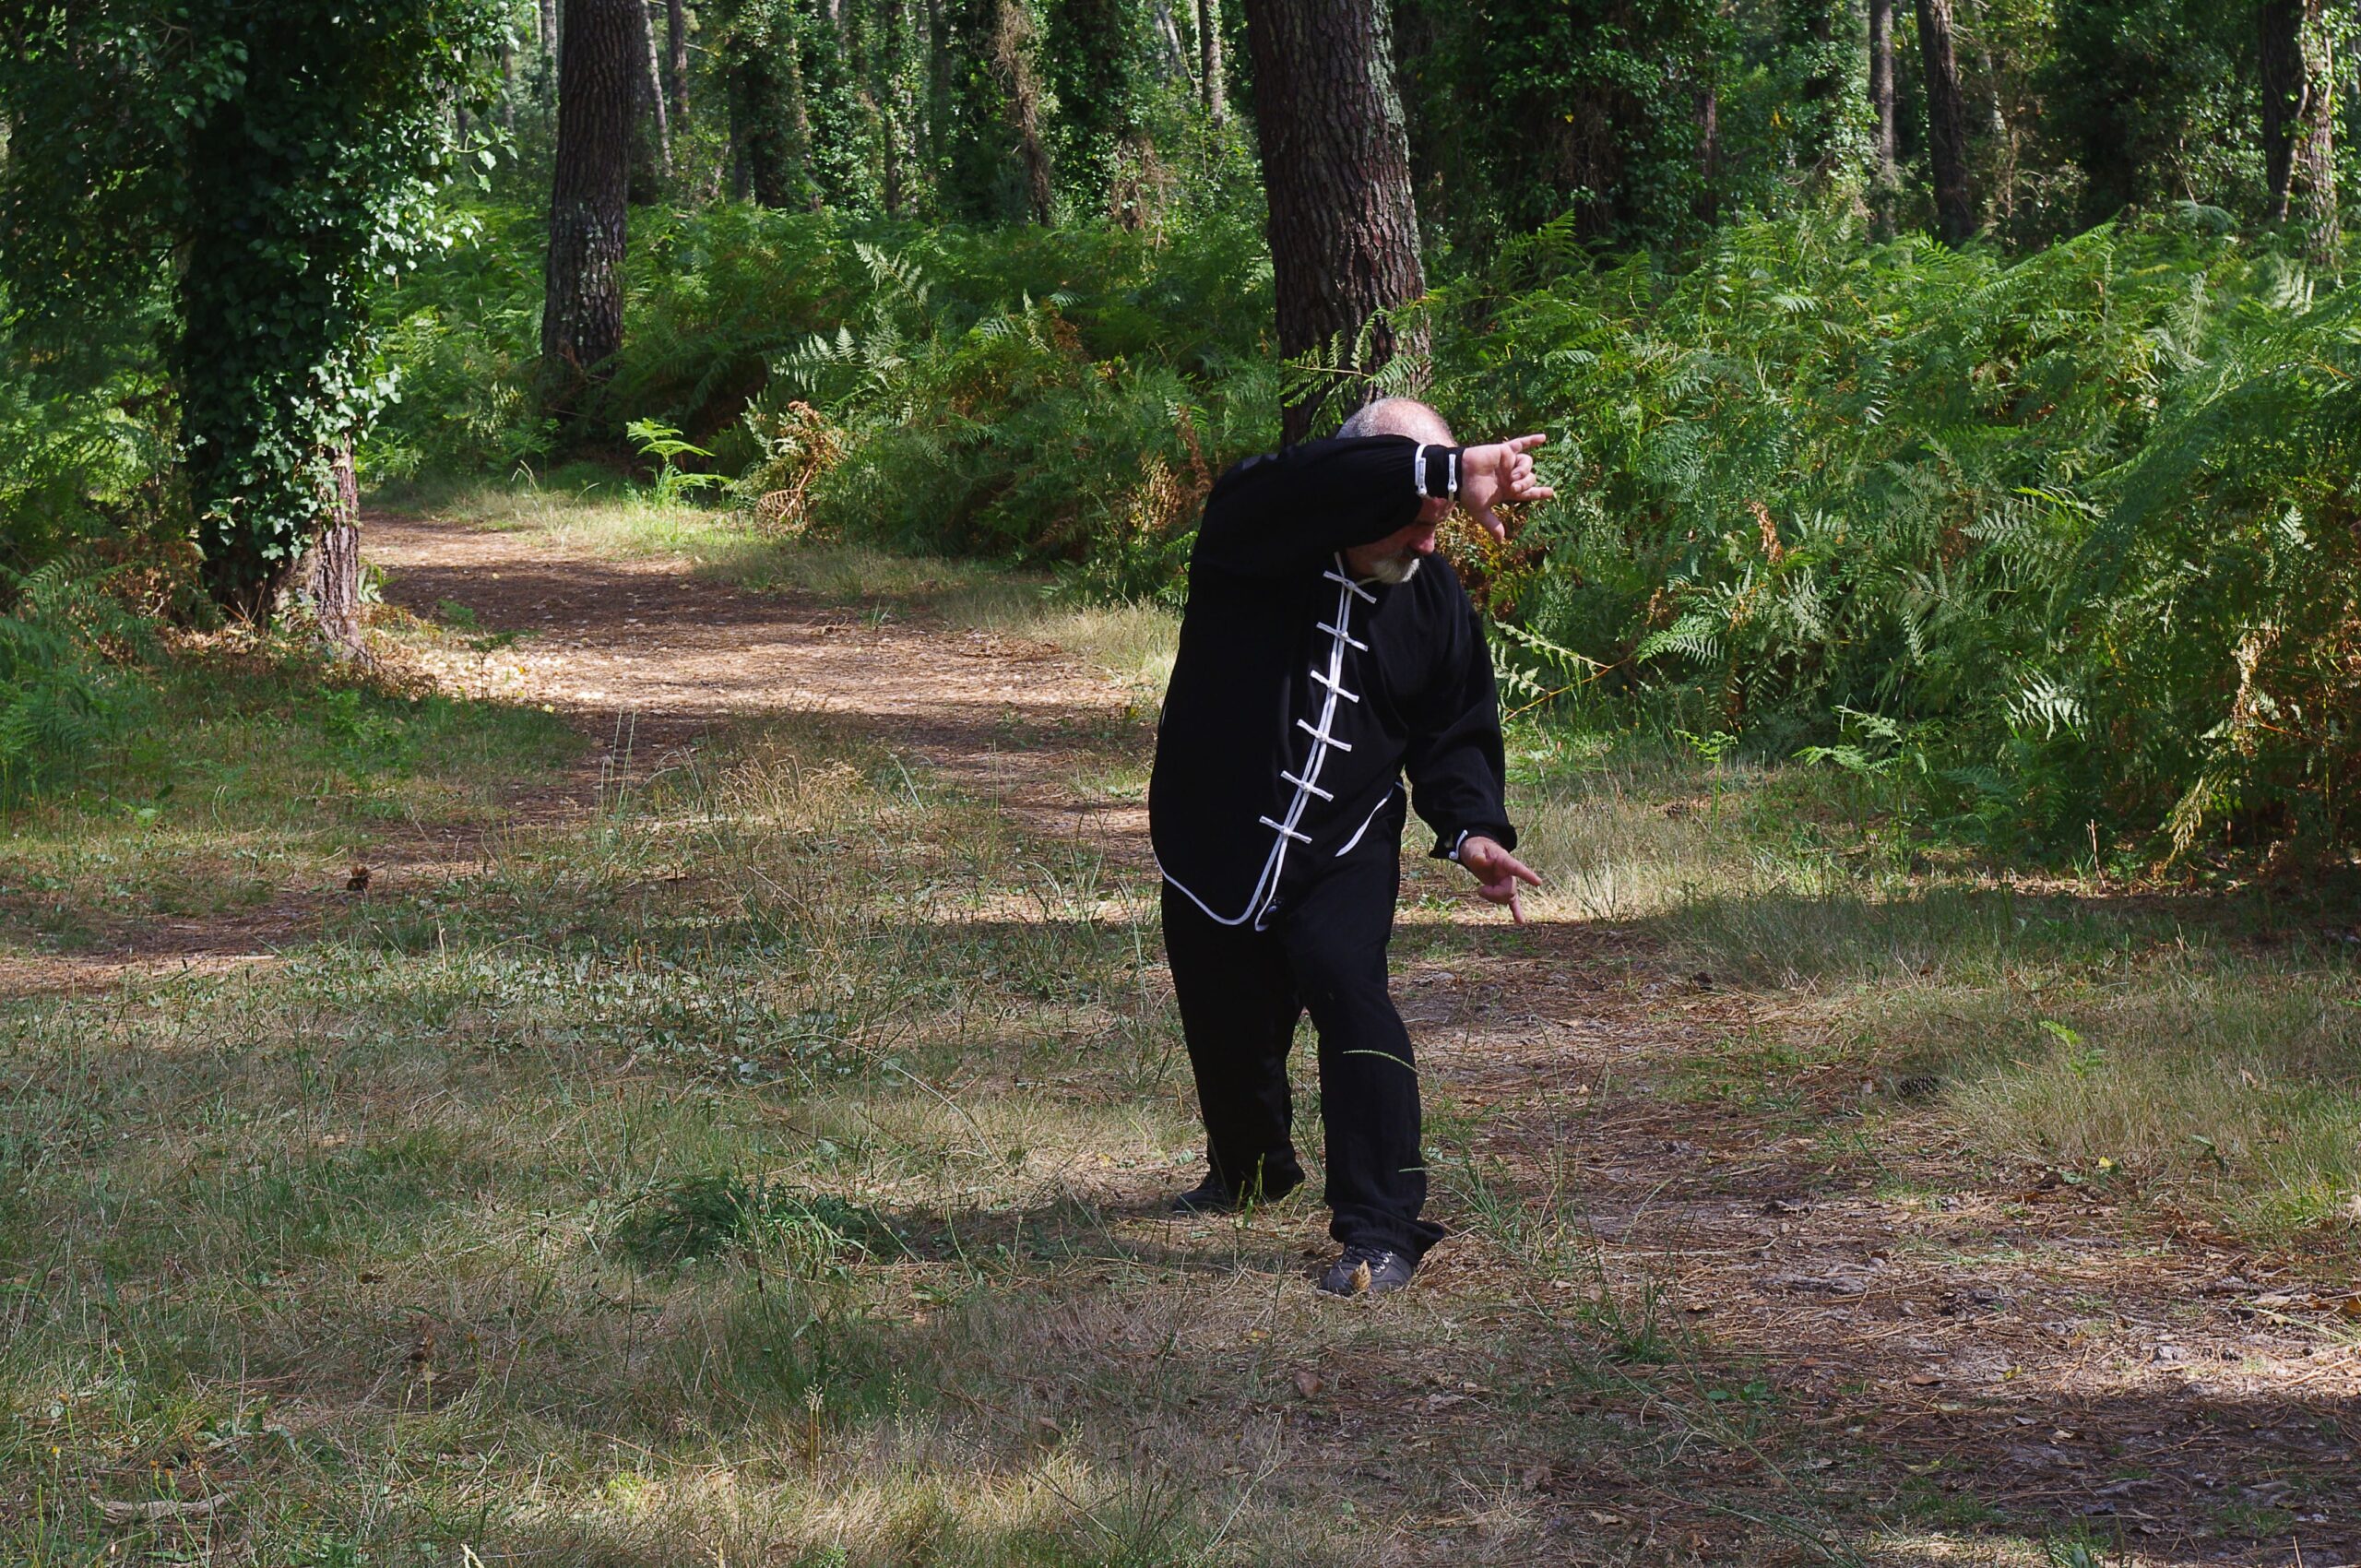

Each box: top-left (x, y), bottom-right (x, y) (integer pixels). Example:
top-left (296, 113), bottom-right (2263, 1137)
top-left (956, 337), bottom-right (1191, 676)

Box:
top-left (1150, 397), bottom-right (1548, 1297)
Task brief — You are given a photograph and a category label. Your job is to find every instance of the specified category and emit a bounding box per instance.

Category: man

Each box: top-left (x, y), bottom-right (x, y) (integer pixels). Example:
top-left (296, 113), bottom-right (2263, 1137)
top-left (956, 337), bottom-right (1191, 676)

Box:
top-left (1149, 397), bottom-right (1548, 1298)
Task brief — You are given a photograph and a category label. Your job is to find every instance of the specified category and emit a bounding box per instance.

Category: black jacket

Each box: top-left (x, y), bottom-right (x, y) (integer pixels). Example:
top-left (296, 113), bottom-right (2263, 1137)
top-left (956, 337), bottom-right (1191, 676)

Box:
top-left (1149, 434), bottom-right (1517, 929)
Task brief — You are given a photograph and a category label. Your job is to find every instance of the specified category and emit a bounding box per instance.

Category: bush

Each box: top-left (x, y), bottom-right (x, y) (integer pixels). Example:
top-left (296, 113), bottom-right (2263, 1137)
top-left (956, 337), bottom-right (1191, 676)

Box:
top-left (0, 559), bottom-right (158, 801)
top-left (1437, 208), bottom-right (2359, 862)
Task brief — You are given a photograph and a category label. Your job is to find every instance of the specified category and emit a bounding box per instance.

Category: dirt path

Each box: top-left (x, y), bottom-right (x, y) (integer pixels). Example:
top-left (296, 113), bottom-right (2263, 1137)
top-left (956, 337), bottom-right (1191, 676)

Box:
top-left (367, 510), bottom-right (1149, 853)
top-left (362, 514), bottom-right (2361, 1562)
top-left (20, 513), bottom-right (2355, 1561)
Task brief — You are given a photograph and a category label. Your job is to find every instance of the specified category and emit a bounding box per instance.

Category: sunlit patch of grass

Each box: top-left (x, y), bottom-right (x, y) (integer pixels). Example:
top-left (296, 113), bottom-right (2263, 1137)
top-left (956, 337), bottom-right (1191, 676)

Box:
top-left (1886, 976), bottom-right (2361, 1233)
top-left (0, 636), bottom-right (576, 950)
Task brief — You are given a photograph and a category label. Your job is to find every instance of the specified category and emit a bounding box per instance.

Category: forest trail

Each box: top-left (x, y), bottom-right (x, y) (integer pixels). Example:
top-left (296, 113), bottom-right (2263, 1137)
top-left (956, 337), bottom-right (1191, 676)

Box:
top-left (365, 509), bottom-right (1153, 859)
top-left (362, 514), bottom-right (2357, 1564)
top-left (17, 511), bottom-right (2355, 1562)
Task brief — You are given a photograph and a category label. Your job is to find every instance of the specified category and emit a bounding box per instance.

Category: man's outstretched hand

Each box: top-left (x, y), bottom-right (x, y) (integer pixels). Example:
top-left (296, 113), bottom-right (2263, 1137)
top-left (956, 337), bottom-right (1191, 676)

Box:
top-left (1459, 836), bottom-right (1542, 923)
top-left (1459, 434), bottom-right (1557, 541)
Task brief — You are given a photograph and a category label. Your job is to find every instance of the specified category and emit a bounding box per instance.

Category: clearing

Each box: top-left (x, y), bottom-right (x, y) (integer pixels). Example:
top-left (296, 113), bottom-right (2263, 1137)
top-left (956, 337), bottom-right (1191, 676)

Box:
top-left (1, 500), bottom-right (2354, 1567)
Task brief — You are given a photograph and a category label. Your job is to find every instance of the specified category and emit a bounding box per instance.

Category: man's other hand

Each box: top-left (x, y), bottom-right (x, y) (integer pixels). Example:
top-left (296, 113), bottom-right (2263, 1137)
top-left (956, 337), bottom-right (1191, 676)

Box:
top-left (1459, 836), bottom-right (1542, 923)
top-left (1459, 434), bottom-right (1557, 541)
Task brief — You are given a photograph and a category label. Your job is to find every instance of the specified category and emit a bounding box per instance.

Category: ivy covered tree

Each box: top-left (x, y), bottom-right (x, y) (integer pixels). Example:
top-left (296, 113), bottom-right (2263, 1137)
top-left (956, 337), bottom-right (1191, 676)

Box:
top-left (0, 0), bottom-right (498, 645)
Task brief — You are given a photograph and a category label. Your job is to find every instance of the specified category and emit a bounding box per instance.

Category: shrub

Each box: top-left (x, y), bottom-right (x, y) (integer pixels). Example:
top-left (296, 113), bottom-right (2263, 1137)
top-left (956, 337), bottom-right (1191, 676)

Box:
top-left (0, 559), bottom-right (158, 801)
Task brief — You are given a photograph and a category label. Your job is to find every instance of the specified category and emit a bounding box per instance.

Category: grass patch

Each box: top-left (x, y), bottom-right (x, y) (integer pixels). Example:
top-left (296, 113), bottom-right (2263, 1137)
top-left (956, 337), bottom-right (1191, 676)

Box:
top-left (0, 634), bottom-right (575, 950)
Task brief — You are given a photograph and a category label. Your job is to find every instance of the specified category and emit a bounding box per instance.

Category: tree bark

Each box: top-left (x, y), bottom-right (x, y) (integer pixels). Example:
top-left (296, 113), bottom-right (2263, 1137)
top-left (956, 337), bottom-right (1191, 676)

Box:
top-left (540, 0), bottom-right (562, 103)
top-left (295, 444), bottom-right (367, 659)
top-left (640, 0), bottom-right (673, 178)
top-left (1196, 0), bottom-right (1225, 124)
top-left (992, 0), bottom-right (1053, 221)
top-left (879, 0), bottom-right (907, 214)
top-left (2260, 0), bottom-right (2338, 262)
top-left (1239, 0), bottom-right (1426, 441)
top-left (1868, 0), bottom-right (1897, 232)
top-left (541, 0), bottom-right (635, 425)
top-left (666, 0), bottom-right (690, 123)
top-left (1914, 0), bottom-right (1975, 244)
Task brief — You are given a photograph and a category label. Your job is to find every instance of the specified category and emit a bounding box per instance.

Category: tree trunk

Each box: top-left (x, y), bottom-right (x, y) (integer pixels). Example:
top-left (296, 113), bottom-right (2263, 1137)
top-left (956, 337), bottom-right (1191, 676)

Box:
top-left (638, 0), bottom-right (673, 182)
top-left (926, 0), bottom-right (952, 172)
top-left (1196, 0), bottom-right (1225, 124)
top-left (540, 0), bottom-right (562, 109)
top-left (541, 0), bottom-right (635, 425)
top-left (992, 0), bottom-right (1053, 221)
top-left (1238, 0), bottom-right (1426, 441)
top-left (721, 0), bottom-right (811, 208)
top-left (1914, 0), bottom-right (1975, 244)
top-left (1153, 0), bottom-right (1192, 80)
top-left (666, 0), bottom-right (689, 123)
top-left (879, 0), bottom-right (907, 214)
top-left (2260, 0), bottom-right (2338, 262)
top-left (1868, 0), bottom-right (1897, 233)
top-left (295, 445), bottom-right (367, 659)
top-left (1786, 0), bottom-right (1843, 176)
top-left (1694, 75), bottom-right (1721, 225)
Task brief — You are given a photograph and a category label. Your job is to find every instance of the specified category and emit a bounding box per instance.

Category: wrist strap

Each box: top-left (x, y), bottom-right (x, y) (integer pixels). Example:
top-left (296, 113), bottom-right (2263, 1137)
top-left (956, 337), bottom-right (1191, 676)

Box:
top-left (1418, 445), bottom-right (1461, 501)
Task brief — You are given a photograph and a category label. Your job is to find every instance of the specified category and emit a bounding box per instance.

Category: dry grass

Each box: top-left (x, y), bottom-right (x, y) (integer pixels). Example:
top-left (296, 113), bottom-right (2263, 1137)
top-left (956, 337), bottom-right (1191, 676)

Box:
top-left (4, 495), bottom-right (2355, 1566)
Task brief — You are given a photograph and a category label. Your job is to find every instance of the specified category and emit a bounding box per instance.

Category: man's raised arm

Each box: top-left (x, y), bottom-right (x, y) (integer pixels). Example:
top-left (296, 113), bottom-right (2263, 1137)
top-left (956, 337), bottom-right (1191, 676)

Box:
top-left (1192, 434), bottom-right (1454, 576)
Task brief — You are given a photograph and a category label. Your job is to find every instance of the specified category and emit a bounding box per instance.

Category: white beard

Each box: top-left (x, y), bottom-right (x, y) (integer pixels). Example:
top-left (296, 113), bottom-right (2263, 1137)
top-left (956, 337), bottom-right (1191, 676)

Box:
top-left (1364, 553), bottom-right (1422, 586)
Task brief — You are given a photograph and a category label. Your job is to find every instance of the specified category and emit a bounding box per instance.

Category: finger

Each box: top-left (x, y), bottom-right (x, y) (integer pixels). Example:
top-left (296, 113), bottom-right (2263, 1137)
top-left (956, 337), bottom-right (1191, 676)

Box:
top-left (1472, 506), bottom-right (1505, 541)
top-left (1508, 885), bottom-right (1526, 924)
top-left (1506, 434), bottom-right (1548, 454)
top-left (1508, 855), bottom-right (1543, 887)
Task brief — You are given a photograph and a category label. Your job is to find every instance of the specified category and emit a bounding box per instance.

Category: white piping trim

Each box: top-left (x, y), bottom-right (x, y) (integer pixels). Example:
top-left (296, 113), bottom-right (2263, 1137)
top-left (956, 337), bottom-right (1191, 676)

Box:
top-left (1335, 785), bottom-right (1399, 858)
top-left (1167, 555), bottom-right (1370, 931)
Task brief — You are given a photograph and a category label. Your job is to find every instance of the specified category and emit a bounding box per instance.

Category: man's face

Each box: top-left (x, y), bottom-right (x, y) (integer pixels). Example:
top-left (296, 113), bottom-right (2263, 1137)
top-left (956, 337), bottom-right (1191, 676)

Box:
top-left (1345, 506), bottom-right (1446, 581)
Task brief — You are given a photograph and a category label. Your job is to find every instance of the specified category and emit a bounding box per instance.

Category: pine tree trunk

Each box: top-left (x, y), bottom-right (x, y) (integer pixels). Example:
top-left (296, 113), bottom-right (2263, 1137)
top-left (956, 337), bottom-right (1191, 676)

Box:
top-left (666, 0), bottom-right (689, 122)
top-left (541, 0), bottom-right (635, 425)
top-left (992, 0), bottom-right (1053, 221)
top-left (1869, 0), bottom-right (1897, 233)
top-left (1239, 0), bottom-right (1426, 441)
top-left (296, 444), bottom-right (367, 659)
top-left (2260, 0), bottom-right (2339, 262)
top-left (1914, 0), bottom-right (1975, 244)
top-left (1197, 0), bottom-right (1225, 124)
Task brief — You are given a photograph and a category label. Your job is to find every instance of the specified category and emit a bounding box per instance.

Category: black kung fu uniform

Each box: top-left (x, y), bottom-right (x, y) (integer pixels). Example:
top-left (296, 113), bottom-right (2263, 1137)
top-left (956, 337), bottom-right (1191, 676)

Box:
top-left (1149, 434), bottom-right (1517, 1260)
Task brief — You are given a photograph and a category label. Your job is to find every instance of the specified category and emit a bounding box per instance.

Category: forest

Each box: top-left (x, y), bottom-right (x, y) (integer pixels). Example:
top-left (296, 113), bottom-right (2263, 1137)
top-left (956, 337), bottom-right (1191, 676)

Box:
top-left (2, 0), bottom-right (2358, 1562)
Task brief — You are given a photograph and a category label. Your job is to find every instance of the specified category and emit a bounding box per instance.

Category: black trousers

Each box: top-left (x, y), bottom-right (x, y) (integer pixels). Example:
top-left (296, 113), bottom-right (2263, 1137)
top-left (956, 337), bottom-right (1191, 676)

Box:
top-left (1161, 843), bottom-right (1444, 1260)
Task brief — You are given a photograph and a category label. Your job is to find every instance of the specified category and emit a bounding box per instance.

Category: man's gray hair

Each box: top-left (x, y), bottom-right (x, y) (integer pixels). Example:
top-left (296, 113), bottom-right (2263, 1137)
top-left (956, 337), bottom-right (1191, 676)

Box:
top-left (1336, 397), bottom-right (1455, 445)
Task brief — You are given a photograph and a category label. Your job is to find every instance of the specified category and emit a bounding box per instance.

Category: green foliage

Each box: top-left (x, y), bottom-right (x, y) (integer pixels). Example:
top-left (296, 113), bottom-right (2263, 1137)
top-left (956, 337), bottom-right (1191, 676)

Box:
top-left (0, 0), bottom-right (503, 612)
top-left (1447, 207), bottom-right (2360, 860)
top-left (0, 560), bottom-right (157, 801)
top-left (371, 203), bottom-right (1279, 596)
top-left (627, 420), bottom-right (728, 504)
top-left (608, 1172), bottom-right (893, 1270)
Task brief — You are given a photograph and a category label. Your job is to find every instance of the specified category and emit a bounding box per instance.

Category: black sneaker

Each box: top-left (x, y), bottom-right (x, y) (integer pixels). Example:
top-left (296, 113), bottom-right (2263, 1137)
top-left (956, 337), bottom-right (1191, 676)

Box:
top-left (1169, 1171), bottom-right (1300, 1215)
top-left (1317, 1243), bottom-right (1416, 1298)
